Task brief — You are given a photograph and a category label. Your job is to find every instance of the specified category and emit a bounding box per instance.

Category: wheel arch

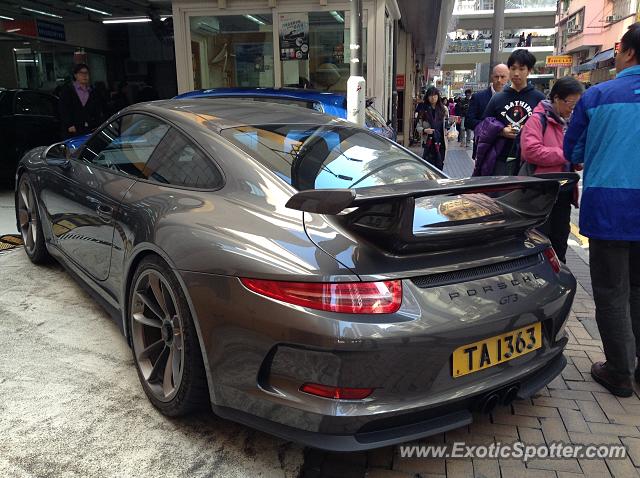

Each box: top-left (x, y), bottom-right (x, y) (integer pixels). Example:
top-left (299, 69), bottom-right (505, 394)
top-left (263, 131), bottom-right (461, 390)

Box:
top-left (122, 244), bottom-right (216, 404)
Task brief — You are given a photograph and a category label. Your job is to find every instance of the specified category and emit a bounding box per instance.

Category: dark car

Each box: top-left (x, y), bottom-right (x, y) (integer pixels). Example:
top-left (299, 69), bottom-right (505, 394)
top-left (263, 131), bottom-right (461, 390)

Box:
top-left (0, 89), bottom-right (60, 186)
top-left (15, 98), bottom-right (576, 451)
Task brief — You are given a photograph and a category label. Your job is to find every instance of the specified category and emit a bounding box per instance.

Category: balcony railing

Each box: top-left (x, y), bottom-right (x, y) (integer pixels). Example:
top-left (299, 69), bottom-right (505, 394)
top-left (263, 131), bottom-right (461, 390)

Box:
top-left (454, 0), bottom-right (556, 13)
top-left (447, 35), bottom-right (555, 52)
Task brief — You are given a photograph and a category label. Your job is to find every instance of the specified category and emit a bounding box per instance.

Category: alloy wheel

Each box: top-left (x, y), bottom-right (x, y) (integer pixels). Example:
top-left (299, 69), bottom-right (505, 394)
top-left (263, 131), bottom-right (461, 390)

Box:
top-left (131, 270), bottom-right (185, 402)
top-left (17, 177), bottom-right (38, 255)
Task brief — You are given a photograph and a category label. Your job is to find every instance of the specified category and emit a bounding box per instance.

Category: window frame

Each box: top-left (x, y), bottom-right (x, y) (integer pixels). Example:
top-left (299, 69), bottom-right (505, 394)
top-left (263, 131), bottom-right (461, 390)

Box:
top-left (72, 110), bottom-right (226, 192)
top-left (14, 91), bottom-right (58, 118)
top-left (77, 112), bottom-right (170, 177)
top-left (142, 126), bottom-right (224, 191)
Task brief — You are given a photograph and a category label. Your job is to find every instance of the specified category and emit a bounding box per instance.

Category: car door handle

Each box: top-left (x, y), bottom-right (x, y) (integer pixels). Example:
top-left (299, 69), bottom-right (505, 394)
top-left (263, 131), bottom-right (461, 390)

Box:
top-left (96, 204), bottom-right (113, 222)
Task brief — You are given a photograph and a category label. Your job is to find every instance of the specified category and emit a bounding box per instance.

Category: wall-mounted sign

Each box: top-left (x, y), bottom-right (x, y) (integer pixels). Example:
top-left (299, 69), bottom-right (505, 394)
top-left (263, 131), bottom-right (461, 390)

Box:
top-left (37, 20), bottom-right (65, 42)
top-left (279, 13), bottom-right (309, 61)
top-left (546, 55), bottom-right (573, 67)
top-left (396, 74), bottom-right (405, 90)
top-left (0, 19), bottom-right (38, 37)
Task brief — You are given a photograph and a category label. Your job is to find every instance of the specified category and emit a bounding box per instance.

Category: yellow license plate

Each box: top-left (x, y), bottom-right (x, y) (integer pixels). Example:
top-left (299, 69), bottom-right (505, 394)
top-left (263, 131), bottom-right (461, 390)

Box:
top-left (452, 322), bottom-right (542, 378)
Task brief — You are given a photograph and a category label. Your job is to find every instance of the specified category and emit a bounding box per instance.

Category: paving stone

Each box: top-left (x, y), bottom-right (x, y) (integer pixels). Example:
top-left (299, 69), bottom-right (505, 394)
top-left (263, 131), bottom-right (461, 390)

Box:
top-left (532, 397), bottom-right (579, 410)
top-left (559, 408), bottom-right (590, 433)
top-left (569, 432), bottom-right (622, 445)
top-left (445, 459), bottom-right (474, 477)
top-left (565, 381), bottom-right (608, 393)
top-left (562, 364), bottom-right (584, 381)
top-left (365, 469), bottom-right (415, 478)
top-left (392, 457), bottom-right (446, 475)
top-left (472, 458), bottom-right (500, 478)
top-left (568, 326), bottom-right (593, 340)
top-left (593, 392), bottom-right (627, 418)
top-left (527, 457), bottom-right (581, 473)
top-left (564, 349), bottom-right (589, 358)
top-left (540, 417), bottom-right (570, 443)
top-left (556, 473), bottom-right (585, 478)
top-left (469, 422), bottom-right (519, 439)
top-left (604, 457), bottom-right (640, 478)
top-left (571, 357), bottom-right (594, 374)
top-left (587, 422), bottom-right (640, 438)
top-left (517, 469), bottom-right (558, 478)
top-left (578, 458), bottom-right (612, 478)
top-left (550, 390), bottom-right (595, 401)
top-left (565, 344), bottom-right (604, 353)
top-left (621, 437), bottom-right (640, 467)
top-left (513, 404), bottom-right (561, 419)
top-left (548, 375), bottom-right (569, 390)
top-left (576, 400), bottom-right (608, 423)
top-left (492, 409), bottom-right (541, 429)
top-left (608, 415), bottom-right (640, 426)
top-left (518, 426), bottom-right (546, 445)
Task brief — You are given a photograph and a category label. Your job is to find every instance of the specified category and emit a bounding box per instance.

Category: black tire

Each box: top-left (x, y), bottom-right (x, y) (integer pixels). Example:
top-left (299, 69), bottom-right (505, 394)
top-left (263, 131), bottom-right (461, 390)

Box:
top-left (128, 256), bottom-right (208, 416)
top-left (17, 173), bottom-right (50, 264)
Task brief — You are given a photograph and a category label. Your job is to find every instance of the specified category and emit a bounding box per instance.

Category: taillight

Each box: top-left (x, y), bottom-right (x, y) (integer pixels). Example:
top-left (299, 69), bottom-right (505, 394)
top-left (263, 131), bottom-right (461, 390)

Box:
top-left (240, 278), bottom-right (402, 314)
top-left (300, 383), bottom-right (374, 400)
top-left (544, 247), bottom-right (561, 273)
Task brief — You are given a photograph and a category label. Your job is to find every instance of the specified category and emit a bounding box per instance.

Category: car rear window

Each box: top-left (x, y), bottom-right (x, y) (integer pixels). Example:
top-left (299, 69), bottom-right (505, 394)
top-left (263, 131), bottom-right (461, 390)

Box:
top-left (221, 124), bottom-right (442, 191)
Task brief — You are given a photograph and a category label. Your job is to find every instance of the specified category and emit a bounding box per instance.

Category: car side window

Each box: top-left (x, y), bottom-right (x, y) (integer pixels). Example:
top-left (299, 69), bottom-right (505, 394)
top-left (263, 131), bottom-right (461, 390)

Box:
top-left (143, 128), bottom-right (222, 189)
top-left (79, 114), bottom-right (169, 178)
top-left (15, 92), bottom-right (57, 117)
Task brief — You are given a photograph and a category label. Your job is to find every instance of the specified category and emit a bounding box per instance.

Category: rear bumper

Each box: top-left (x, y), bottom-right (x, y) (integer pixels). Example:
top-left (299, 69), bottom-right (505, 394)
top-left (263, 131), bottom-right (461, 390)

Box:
top-left (213, 351), bottom-right (567, 451)
top-left (181, 259), bottom-right (575, 451)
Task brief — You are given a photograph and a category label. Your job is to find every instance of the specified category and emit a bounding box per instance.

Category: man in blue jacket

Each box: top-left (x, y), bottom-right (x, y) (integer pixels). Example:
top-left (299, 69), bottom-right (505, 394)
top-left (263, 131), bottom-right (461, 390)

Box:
top-left (466, 63), bottom-right (509, 158)
top-left (564, 23), bottom-right (640, 397)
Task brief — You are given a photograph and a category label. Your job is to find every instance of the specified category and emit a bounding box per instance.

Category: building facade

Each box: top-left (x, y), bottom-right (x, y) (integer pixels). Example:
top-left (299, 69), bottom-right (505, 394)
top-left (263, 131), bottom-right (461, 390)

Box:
top-left (556, 0), bottom-right (639, 84)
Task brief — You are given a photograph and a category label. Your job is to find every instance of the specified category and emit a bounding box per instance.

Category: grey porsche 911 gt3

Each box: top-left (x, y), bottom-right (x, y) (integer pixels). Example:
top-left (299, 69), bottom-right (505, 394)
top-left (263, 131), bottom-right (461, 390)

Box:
top-left (14, 98), bottom-right (576, 451)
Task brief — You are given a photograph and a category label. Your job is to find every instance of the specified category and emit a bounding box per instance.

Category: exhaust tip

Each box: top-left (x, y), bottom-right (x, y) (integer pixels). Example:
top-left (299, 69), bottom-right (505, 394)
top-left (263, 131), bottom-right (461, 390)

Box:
top-left (502, 386), bottom-right (520, 406)
top-left (480, 393), bottom-right (500, 414)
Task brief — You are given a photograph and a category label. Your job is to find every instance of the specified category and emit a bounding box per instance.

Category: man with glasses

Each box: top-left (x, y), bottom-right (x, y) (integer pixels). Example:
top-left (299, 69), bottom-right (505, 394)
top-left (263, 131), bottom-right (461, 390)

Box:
top-left (564, 23), bottom-right (640, 398)
top-left (58, 63), bottom-right (103, 139)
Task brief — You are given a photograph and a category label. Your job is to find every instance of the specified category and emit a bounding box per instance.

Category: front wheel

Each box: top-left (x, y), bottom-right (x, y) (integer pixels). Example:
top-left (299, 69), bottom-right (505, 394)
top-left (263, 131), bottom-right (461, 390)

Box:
top-left (17, 174), bottom-right (50, 264)
top-left (129, 256), bottom-right (208, 416)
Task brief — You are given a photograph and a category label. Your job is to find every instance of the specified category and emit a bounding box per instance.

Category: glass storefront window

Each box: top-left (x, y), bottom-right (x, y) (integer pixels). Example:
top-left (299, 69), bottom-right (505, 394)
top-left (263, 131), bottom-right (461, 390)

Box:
top-left (189, 14), bottom-right (274, 89)
top-left (279, 11), bottom-right (366, 92)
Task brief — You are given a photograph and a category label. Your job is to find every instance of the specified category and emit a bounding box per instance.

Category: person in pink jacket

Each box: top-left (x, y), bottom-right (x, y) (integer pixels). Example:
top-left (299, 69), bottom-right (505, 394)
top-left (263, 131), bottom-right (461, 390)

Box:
top-left (520, 76), bottom-right (584, 262)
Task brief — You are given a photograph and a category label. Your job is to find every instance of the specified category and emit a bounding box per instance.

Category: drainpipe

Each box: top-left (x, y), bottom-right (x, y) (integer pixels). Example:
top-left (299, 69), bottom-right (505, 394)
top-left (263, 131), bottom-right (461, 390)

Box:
top-left (347, 0), bottom-right (365, 126)
top-left (489, 0), bottom-right (505, 83)
top-left (391, 19), bottom-right (398, 139)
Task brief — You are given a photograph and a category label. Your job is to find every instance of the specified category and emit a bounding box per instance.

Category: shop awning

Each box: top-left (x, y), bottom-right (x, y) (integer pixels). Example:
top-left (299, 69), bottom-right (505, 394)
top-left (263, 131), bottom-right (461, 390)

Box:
top-left (576, 48), bottom-right (615, 72)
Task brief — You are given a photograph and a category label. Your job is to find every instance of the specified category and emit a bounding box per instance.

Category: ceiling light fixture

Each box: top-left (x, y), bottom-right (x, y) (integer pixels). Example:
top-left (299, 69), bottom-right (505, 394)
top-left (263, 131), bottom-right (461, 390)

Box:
top-left (76, 4), bottom-right (112, 16)
top-left (102, 17), bottom-right (152, 24)
top-left (20, 6), bottom-right (63, 19)
top-left (0, 15), bottom-right (15, 20)
top-left (244, 14), bottom-right (265, 25)
top-left (330, 11), bottom-right (344, 23)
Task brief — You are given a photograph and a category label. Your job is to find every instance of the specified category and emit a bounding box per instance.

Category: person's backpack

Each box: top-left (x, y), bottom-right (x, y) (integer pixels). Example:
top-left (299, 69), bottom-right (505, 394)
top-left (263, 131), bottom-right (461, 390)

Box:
top-left (514, 111), bottom-right (547, 176)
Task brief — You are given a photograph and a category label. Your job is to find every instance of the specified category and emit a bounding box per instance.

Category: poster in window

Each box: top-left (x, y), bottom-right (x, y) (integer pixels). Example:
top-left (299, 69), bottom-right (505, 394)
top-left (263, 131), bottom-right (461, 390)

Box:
top-left (279, 13), bottom-right (309, 61)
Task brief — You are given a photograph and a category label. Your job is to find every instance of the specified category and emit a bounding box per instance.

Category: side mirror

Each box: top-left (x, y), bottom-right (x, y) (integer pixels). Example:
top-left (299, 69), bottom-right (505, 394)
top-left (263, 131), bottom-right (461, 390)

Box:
top-left (44, 142), bottom-right (70, 170)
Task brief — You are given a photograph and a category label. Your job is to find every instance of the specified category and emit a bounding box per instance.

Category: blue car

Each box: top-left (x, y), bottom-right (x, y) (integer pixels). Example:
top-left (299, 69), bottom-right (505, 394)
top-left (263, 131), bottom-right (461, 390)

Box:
top-left (174, 88), bottom-right (397, 140)
top-left (62, 88), bottom-right (396, 152)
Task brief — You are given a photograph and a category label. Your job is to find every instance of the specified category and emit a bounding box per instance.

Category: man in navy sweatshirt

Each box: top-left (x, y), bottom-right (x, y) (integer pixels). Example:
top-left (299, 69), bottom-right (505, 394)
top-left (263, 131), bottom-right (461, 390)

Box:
top-left (481, 49), bottom-right (545, 175)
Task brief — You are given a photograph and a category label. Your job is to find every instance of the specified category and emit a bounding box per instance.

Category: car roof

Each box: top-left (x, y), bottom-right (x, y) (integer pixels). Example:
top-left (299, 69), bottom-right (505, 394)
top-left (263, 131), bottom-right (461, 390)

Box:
top-left (134, 98), bottom-right (352, 132)
top-left (175, 87), bottom-right (347, 109)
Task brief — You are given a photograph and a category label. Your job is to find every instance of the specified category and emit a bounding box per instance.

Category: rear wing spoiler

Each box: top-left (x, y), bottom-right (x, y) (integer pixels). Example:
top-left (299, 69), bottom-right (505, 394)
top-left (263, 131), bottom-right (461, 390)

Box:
top-left (286, 174), bottom-right (580, 254)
